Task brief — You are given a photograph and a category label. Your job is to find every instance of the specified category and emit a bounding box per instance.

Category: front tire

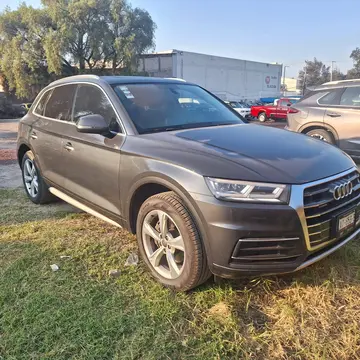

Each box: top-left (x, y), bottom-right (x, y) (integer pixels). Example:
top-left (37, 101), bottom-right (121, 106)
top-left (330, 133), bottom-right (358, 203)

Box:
top-left (306, 128), bottom-right (335, 144)
top-left (21, 150), bottom-right (55, 204)
top-left (136, 191), bottom-right (211, 291)
top-left (258, 112), bottom-right (267, 122)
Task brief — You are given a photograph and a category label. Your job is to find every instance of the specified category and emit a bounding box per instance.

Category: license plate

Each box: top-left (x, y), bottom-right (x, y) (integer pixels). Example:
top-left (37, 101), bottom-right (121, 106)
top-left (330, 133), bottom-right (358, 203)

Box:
top-left (338, 210), bottom-right (355, 235)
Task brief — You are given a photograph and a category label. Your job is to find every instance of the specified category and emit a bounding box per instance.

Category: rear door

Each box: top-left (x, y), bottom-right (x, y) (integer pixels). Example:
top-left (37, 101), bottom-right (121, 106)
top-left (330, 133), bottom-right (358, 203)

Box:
top-left (61, 84), bottom-right (125, 219)
top-left (324, 86), bottom-right (360, 158)
top-left (30, 84), bottom-right (77, 187)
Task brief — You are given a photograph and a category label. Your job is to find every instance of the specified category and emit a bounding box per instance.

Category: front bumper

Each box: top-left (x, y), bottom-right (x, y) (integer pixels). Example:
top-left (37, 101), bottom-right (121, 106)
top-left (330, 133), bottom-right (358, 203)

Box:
top-left (212, 227), bottom-right (360, 278)
top-left (192, 168), bottom-right (360, 278)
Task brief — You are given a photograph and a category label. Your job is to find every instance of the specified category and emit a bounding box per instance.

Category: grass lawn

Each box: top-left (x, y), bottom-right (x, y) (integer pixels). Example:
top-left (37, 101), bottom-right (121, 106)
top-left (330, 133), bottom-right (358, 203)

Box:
top-left (1, 188), bottom-right (360, 359)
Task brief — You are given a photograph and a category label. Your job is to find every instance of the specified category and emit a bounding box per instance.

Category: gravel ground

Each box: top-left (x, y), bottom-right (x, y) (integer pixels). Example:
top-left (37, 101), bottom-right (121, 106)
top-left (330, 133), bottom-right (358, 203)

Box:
top-left (0, 119), bottom-right (21, 188)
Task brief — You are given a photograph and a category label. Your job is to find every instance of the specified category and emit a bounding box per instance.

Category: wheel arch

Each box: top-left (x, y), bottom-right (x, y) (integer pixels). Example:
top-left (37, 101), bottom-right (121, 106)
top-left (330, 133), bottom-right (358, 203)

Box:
top-left (125, 174), bottom-right (214, 264)
top-left (299, 122), bottom-right (339, 142)
top-left (17, 142), bottom-right (32, 167)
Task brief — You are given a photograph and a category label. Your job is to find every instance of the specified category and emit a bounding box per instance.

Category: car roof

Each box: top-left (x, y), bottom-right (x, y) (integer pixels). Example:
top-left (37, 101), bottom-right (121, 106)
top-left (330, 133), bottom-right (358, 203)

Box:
top-left (49, 75), bottom-right (191, 87)
top-left (314, 79), bottom-right (360, 91)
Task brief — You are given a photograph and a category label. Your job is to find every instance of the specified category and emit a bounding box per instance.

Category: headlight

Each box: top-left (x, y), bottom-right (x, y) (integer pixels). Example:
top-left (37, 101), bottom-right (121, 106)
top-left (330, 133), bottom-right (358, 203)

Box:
top-left (205, 177), bottom-right (290, 203)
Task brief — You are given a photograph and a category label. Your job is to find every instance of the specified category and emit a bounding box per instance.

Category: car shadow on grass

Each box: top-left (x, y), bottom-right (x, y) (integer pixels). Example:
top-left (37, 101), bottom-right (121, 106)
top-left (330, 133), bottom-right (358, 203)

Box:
top-left (0, 188), bottom-right (81, 225)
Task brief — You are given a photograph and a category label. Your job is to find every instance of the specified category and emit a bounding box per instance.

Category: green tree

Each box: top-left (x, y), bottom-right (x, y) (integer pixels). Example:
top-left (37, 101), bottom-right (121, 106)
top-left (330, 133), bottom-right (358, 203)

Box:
top-left (102, 0), bottom-right (156, 72)
top-left (42, 0), bottom-right (155, 72)
top-left (332, 69), bottom-right (346, 81)
top-left (297, 58), bottom-right (330, 91)
top-left (347, 48), bottom-right (360, 79)
top-left (0, 0), bottom-right (156, 97)
top-left (0, 4), bottom-right (56, 98)
top-left (42, 0), bottom-right (110, 71)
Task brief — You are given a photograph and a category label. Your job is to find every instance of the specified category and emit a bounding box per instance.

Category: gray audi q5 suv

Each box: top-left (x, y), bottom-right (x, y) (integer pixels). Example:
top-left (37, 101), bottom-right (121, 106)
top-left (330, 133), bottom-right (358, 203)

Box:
top-left (17, 75), bottom-right (360, 290)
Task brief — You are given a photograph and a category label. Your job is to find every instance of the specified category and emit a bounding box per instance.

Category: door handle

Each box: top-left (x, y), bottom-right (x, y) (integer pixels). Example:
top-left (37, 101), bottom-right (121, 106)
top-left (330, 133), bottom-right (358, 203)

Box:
top-left (64, 142), bottom-right (74, 151)
top-left (326, 112), bottom-right (341, 118)
top-left (30, 131), bottom-right (38, 139)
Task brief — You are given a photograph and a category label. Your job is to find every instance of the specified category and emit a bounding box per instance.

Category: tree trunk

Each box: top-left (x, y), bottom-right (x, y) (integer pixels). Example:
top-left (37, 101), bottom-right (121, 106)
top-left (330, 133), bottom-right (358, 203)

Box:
top-left (112, 55), bottom-right (117, 74)
top-left (79, 57), bottom-right (85, 71)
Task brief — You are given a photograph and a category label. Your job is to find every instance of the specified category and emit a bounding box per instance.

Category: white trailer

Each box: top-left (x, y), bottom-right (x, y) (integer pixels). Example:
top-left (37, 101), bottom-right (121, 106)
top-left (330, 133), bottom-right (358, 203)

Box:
top-left (138, 50), bottom-right (282, 101)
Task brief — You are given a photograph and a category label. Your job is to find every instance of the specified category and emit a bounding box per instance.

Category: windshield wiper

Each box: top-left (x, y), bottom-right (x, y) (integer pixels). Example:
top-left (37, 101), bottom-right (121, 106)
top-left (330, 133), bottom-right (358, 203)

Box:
top-left (142, 125), bottom-right (189, 134)
top-left (142, 122), bottom-right (240, 134)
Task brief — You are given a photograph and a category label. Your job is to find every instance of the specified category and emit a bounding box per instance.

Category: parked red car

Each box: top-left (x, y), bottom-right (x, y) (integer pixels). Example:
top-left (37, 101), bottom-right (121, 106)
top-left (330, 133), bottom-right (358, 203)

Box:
top-left (251, 98), bottom-right (298, 122)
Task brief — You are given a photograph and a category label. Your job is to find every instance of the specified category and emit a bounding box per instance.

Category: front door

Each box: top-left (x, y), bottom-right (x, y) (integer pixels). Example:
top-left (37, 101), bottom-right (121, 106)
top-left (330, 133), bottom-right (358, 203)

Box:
top-left (30, 84), bottom-right (77, 188)
top-left (324, 86), bottom-right (360, 159)
top-left (61, 84), bottom-right (125, 219)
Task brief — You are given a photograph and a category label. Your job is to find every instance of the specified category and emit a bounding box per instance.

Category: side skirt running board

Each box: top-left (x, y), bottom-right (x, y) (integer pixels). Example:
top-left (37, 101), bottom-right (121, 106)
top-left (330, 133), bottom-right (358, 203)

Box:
top-left (49, 187), bottom-right (122, 228)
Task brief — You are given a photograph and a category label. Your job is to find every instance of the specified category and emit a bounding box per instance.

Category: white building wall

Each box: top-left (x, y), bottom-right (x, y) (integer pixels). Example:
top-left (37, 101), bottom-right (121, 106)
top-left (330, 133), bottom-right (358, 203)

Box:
top-left (174, 51), bottom-right (282, 101)
top-left (140, 50), bottom-right (282, 101)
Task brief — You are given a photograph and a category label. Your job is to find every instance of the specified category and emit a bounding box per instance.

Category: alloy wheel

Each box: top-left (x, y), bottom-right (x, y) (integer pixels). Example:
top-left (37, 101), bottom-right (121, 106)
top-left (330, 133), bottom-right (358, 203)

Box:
top-left (142, 210), bottom-right (185, 279)
top-left (23, 159), bottom-right (39, 198)
top-left (310, 133), bottom-right (327, 142)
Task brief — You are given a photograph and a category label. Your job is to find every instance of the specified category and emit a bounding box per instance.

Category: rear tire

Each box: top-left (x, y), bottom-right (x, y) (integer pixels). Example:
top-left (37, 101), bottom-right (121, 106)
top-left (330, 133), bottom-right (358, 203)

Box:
top-left (258, 112), bottom-right (267, 122)
top-left (21, 150), bottom-right (56, 204)
top-left (136, 191), bottom-right (211, 291)
top-left (306, 129), bottom-right (335, 144)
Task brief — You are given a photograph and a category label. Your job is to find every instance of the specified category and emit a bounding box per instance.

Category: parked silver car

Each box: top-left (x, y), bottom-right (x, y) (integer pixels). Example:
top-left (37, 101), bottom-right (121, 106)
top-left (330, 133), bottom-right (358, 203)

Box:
top-left (286, 79), bottom-right (360, 160)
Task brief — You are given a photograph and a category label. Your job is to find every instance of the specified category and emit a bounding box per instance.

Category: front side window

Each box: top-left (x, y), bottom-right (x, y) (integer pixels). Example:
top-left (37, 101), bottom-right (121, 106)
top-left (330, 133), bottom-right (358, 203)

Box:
top-left (34, 89), bottom-right (52, 116)
top-left (73, 84), bottom-right (120, 132)
top-left (340, 87), bottom-right (360, 107)
top-left (44, 84), bottom-right (77, 121)
top-left (112, 83), bottom-right (243, 134)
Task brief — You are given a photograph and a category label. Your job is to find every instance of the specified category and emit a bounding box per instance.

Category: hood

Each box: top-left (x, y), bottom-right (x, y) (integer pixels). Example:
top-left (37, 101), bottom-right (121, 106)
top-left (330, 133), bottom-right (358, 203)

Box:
top-left (135, 124), bottom-right (355, 184)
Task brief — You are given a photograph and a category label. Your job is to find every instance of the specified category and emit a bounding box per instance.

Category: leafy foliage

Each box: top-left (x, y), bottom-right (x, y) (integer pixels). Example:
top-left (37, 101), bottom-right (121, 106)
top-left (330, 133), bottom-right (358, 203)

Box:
top-left (0, 0), bottom-right (156, 98)
top-left (297, 58), bottom-right (331, 90)
top-left (347, 48), bottom-right (360, 79)
top-left (0, 4), bottom-right (55, 98)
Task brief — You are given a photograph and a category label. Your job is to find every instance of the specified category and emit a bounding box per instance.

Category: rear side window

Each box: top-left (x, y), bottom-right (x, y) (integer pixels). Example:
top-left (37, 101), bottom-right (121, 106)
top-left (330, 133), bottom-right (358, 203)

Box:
top-left (318, 90), bottom-right (341, 105)
top-left (44, 84), bottom-right (77, 121)
top-left (34, 90), bottom-right (51, 116)
top-left (73, 84), bottom-right (120, 132)
top-left (340, 87), bottom-right (360, 107)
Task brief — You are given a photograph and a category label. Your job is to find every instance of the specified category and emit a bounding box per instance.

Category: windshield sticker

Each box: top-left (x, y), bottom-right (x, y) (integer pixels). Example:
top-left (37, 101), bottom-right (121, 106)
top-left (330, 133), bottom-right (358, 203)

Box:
top-left (119, 86), bottom-right (134, 99)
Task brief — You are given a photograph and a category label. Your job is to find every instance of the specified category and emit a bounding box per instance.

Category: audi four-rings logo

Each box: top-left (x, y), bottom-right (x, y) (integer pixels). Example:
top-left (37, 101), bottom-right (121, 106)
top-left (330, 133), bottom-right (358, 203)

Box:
top-left (333, 181), bottom-right (353, 200)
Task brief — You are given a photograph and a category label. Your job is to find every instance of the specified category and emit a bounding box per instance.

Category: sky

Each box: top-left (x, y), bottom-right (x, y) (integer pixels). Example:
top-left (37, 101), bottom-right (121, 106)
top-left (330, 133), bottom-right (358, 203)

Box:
top-left (1, 0), bottom-right (358, 78)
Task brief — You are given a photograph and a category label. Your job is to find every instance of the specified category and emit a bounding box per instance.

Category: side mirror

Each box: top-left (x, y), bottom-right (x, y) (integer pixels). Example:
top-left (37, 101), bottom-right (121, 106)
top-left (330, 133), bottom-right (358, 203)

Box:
top-left (76, 114), bottom-right (108, 134)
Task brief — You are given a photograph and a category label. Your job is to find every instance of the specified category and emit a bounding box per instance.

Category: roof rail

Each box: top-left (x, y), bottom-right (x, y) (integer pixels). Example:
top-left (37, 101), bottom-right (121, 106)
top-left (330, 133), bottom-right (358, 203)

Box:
top-left (165, 77), bottom-right (186, 82)
top-left (322, 79), bottom-right (360, 86)
top-left (51, 74), bottom-right (101, 85)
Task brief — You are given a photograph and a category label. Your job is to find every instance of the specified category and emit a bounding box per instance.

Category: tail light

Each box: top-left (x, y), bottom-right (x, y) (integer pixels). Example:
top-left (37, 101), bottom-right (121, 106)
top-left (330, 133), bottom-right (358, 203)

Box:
top-left (288, 107), bottom-right (299, 114)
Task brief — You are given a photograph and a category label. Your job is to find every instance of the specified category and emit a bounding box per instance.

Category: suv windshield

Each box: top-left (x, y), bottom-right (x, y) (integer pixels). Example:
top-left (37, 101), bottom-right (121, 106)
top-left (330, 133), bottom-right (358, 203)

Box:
top-left (113, 83), bottom-right (243, 134)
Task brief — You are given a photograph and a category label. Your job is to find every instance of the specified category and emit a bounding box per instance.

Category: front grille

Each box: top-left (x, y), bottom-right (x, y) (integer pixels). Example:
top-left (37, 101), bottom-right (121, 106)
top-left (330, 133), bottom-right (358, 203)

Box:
top-left (303, 170), bottom-right (360, 248)
top-left (231, 237), bottom-right (302, 264)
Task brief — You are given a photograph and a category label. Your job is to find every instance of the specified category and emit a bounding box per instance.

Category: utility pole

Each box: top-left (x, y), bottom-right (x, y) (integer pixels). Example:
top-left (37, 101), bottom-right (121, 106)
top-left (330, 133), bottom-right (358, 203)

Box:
top-left (302, 67), bottom-right (307, 96)
top-left (330, 61), bottom-right (336, 81)
top-left (283, 65), bottom-right (289, 95)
